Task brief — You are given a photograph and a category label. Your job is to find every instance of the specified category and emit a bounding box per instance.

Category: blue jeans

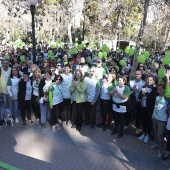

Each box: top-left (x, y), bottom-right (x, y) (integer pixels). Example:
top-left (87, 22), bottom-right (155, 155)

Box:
top-left (40, 103), bottom-right (51, 124)
top-left (13, 99), bottom-right (18, 118)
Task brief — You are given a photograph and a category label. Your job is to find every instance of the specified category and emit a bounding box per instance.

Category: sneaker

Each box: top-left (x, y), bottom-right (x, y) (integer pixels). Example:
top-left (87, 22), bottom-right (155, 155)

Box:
top-left (52, 125), bottom-right (56, 132)
top-left (143, 135), bottom-right (149, 143)
top-left (162, 152), bottom-right (170, 160)
top-left (138, 134), bottom-right (146, 141)
top-left (118, 133), bottom-right (123, 139)
top-left (157, 151), bottom-right (162, 158)
top-left (150, 144), bottom-right (159, 150)
top-left (111, 130), bottom-right (118, 135)
top-left (36, 118), bottom-right (40, 124)
top-left (15, 118), bottom-right (19, 124)
top-left (55, 124), bottom-right (61, 129)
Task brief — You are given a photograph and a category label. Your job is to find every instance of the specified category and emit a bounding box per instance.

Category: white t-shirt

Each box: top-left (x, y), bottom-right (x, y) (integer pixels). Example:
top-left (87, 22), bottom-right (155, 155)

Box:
top-left (39, 80), bottom-right (52, 103)
top-left (25, 81), bottom-right (32, 100)
top-left (153, 96), bottom-right (168, 121)
top-left (84, 77), bottom-right (99, 102)
top-left (7, 77), bottom-right (20, 99)
top-left (129, 79), bottom-right (145, 102)
top-left (61, 73), bottom-right (73, 99)
top-left (112, 86), bottom-right (129, 113)
top-left (100, 83), bottom-right (111, 100)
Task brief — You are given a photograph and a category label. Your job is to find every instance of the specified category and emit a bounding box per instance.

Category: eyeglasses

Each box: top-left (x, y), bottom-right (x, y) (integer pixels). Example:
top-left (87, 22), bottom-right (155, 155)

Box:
top-left (96, 61), bottom-right (101, 63)
top-left (56, 78), bottom-right (61, 81)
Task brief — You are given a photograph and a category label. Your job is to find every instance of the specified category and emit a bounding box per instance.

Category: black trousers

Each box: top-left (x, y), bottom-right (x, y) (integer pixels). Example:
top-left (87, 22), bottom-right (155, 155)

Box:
top-left (62, 99), bottom-right (72, 121)
top-left (100, 99), bottom-right (111, 126)
top-left (51, 102), bottom-right (62, 126)
top-left (84, 101), bottom-right (97, 126)
top-left (32, 95), bottom-right (40, 119)
top-left (72, 101), bottom-right (84, 128)
top-left (141, 107), bottom-right (152, 134)
top-left (135, 102), bottom-right (142, 129)
top-left (114, 111), bottom-right (125, 133)
top-left (20, 100), bottom-right (32, 121)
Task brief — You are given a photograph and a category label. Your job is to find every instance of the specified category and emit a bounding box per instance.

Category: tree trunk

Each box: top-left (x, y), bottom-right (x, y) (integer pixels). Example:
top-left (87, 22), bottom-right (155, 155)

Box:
top-left (129, 0), bottom-right (150, 80)
top-left (68, 23), bottom-right (73, 44)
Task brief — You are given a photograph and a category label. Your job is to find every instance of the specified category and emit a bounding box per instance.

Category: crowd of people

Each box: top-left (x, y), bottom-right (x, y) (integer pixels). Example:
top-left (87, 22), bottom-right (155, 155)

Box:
top-left (0, 46), bottom-right (169, 160)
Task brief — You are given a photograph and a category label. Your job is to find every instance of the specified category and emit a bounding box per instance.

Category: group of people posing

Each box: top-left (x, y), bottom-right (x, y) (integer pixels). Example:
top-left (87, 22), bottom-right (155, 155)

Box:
top-left (0, 48), bottom-right (170, 160)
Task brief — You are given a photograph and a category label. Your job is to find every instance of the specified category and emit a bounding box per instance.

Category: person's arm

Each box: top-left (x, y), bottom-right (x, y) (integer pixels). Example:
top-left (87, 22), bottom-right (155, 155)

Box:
top-left (165, 69), bottom-right (170, 98)
top-left (76, 80), bottom-right (87, 93)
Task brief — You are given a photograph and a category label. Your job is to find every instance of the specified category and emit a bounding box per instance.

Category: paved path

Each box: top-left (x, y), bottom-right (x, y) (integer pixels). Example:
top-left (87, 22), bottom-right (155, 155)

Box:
top-left (0, 121), bottom-right (169, 170)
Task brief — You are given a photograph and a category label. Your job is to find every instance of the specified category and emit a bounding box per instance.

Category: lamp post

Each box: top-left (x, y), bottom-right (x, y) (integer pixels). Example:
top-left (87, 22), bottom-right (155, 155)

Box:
top-left (27, 0), bottom-right (38, 64)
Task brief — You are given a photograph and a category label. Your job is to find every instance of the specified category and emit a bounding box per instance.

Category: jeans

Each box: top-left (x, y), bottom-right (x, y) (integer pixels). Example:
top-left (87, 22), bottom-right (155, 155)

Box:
top-left (13, 99), bottom-right (18, 119)
top-left (153, 118), bottom-right (166, 151)
top-left (40, 103), bottom-right (51, 124)
top-left (2, 93), bottom-right (13, 113)
top-left (84, 101), bottom-right (97, 126)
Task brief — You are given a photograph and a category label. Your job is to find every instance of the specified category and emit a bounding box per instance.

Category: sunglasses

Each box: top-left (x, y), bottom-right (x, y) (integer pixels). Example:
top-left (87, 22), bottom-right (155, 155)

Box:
top-left (139, 65), bottom-right (143, 67)
top-left (56, 78), bottom-right (61, 80)
top-left (57, 65), bottom-right (61, 66)
top-left (96, 61), bottom-right (101, 63)
top-left (44, 62), bottom-right (48, 63)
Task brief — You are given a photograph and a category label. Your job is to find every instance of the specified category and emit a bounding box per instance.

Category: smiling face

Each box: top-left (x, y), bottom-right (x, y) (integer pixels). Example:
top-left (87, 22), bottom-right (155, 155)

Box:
top-left (12, 67), bottom-right (19, 77)
top-left (146, 76), bottom-right (155, 86)
top-left (157, 85), bottom-right (165, 96)
top-left (75, 70), bottom-right (82, 80)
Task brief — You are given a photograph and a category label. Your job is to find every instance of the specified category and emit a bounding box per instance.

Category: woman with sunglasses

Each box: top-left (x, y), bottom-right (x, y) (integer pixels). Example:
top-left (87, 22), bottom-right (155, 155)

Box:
top-left (7, 67), bottom-right (21, 123)
top-left (49, 75), bottom-right (63, 131)
top-left (39, 59), bottom-right (50, 75)
top-left (69, 69), bottom-right (87, 131)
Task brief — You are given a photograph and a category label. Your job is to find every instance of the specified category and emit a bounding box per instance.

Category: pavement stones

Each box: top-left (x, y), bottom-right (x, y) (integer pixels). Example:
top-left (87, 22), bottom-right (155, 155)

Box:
top-left (0, 121), bottom-right (169, 170)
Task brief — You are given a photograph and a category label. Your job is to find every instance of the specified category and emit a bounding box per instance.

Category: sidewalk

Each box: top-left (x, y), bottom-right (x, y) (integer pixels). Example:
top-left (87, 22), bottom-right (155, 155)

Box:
top-left (0, 121), bottom-right (169, 170)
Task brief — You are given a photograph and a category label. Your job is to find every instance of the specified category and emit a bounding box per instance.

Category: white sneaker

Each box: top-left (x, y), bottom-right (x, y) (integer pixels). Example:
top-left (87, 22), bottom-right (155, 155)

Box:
top-left (138, 134), bottom-right (146, 141)
top-left (143, 135), bottom-right (149, 143)
top-left (15, 118), bottom-right (19, 124)
top-left (55, 124), bottom-right (61, 129)
top-left (52, 125), bottom-right (56, 132)
top-left (36, 118), bottom-right (40, 124)
top-left (150, 144), bottom-right (159, 149)
top-left (157, 151), bottom-right (162, 158)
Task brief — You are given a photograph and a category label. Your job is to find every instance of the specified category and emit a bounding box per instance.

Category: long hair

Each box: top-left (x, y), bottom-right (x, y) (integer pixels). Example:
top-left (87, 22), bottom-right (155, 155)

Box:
top-left (73, 69), bottom-right (83, 81)
top-left (10, 67), bottom-right (21, 78)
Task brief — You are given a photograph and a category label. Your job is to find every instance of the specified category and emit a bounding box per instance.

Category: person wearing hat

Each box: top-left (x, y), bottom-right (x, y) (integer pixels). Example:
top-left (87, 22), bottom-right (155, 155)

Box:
top-left (94, 58), bottom-right (106, 81)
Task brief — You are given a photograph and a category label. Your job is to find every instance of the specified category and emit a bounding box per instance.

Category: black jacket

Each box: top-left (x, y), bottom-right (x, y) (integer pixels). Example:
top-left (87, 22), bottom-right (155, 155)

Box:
top-left (18, 79), bottom-right (33, 102)
top-left (138, 85), bottom-right (158, 113)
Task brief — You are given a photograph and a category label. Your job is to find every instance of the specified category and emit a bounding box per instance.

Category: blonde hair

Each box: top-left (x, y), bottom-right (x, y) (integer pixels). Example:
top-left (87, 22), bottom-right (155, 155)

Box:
top-left (33, 68), bottom-right (42, 81)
